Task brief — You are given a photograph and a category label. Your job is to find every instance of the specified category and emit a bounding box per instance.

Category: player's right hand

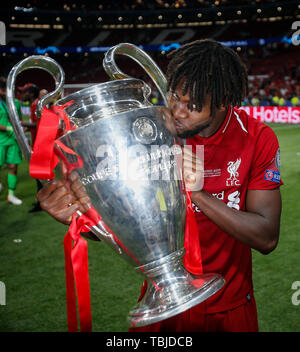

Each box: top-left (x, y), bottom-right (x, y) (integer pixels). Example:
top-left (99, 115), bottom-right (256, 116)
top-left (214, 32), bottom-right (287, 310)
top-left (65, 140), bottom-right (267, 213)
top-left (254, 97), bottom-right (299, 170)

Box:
top-left (37, 172), bottom-right (90, 225)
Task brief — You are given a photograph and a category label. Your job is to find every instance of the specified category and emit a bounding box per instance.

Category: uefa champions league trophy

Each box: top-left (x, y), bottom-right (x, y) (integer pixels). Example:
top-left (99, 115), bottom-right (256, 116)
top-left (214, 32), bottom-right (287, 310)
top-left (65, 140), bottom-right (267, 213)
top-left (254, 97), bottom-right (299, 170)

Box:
top-left (6, 43), bottom-right (225, 327)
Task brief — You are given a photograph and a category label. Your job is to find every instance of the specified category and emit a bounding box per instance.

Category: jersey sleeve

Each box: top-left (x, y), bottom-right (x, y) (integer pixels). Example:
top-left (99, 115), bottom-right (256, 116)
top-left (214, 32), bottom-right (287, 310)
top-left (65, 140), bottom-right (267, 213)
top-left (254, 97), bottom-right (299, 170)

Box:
top-left (248, 125), bottom-right (283, 190)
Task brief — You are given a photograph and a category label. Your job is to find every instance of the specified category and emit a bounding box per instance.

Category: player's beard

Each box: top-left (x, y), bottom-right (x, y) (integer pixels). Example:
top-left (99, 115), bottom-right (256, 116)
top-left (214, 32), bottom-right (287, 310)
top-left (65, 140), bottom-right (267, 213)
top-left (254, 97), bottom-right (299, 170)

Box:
top-left (176, 121), bottom-right (212, 139)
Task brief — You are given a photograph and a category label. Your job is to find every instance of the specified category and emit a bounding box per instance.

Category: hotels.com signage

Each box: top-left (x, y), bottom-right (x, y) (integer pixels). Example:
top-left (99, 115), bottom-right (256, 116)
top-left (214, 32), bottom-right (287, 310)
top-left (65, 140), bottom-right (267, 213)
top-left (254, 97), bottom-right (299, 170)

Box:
top-left (241, 106), bottom-right (300, 124)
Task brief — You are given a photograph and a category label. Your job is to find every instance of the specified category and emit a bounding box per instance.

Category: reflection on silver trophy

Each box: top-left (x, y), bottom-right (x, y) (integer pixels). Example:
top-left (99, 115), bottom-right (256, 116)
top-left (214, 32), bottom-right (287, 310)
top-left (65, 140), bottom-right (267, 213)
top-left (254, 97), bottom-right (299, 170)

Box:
top-left (6, 43), bottom-right (225, 327)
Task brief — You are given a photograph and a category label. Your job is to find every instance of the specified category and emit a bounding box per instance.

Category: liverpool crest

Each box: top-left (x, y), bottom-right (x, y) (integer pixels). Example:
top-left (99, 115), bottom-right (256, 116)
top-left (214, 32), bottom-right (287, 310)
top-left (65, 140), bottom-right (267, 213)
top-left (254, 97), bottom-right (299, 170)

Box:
top-left (226, 158), bottom-right (241, 186)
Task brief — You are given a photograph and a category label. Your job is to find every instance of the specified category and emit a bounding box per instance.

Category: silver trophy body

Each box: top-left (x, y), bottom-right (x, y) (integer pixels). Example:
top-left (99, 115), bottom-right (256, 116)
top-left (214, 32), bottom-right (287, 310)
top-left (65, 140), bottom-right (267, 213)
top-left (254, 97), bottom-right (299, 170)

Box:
top-left (6, 44), bottom-right (224, 328)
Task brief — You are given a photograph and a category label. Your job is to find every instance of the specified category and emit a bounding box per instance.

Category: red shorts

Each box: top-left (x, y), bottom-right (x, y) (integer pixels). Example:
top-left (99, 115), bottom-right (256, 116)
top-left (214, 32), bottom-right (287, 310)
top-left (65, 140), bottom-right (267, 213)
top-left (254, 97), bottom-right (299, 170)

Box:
top-left (129, 293), bottom-right (258, 332)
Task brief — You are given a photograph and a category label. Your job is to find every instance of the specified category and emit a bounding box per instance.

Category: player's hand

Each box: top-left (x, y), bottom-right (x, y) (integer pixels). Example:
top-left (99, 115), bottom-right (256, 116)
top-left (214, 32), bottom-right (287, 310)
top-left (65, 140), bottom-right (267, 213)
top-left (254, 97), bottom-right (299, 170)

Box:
top-left (67, 171), bottom-right (91, 213)
top-left (37, 172), bottom-right (90, 225)
top-left (182, 146), bottom-right (204, 192)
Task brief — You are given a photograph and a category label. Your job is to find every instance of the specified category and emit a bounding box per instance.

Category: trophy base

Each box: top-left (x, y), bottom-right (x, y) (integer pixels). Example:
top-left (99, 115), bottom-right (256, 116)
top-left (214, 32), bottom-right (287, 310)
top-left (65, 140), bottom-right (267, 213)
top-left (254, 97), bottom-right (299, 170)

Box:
top-left (128, 249), bottom-right (225, 328)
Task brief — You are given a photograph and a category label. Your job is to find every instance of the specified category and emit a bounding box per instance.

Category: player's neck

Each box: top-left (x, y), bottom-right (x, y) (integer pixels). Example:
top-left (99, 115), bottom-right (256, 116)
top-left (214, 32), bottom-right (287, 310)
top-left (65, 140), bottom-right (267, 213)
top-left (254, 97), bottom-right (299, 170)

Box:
top-left (197, 109), bottom-right (227, 138)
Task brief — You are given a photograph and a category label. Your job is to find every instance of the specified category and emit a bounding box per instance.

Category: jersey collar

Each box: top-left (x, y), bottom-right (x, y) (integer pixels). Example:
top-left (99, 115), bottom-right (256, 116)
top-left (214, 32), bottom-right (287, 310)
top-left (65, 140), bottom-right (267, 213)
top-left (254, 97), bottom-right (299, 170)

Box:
top-left (186, 105), bottom-right (233, 145)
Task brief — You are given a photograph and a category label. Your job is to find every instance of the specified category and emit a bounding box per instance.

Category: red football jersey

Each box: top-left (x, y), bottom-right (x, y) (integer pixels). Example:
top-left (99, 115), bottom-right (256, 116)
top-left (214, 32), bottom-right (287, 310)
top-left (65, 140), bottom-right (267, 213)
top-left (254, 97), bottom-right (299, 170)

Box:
top-left (185, 106), bottom-right (283, 313)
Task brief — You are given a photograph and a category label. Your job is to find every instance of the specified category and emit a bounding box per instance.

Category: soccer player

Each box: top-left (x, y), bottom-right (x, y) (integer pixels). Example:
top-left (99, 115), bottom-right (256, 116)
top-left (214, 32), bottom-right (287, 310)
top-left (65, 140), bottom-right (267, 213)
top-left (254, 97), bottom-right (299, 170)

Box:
top-left (19, 85), bottom-right (47, 145)
top-left (36, 39), bottom-right (283, 332)
top-left (19, 84), bottom-right (47, 212)
top-left (0, 76), bottom-right (23, 205)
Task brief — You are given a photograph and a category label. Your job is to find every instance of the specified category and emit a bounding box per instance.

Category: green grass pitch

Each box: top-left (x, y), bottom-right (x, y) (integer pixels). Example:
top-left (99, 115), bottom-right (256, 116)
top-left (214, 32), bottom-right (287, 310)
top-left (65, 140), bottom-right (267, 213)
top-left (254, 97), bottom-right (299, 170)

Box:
top-left (0, 123), bottom-right (299, 332)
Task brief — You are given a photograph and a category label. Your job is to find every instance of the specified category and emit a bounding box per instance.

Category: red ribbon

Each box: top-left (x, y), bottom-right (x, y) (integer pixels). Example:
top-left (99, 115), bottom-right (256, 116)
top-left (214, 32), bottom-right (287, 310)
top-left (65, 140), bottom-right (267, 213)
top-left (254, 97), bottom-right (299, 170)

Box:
top-left (29, 107), bottom-right (60, 179)
top-left (54, 140), bottom-right (84, 173)
top-left (183, 190), bottom-right (203, 275)
top-left (29, 102), bottom-right (75, 180)
top-left (29, 104), bottom-right (94, 332)
top-left (51, 104), bottom-right (75, 132)
top-left (63, 212), bottom-right (97, 332)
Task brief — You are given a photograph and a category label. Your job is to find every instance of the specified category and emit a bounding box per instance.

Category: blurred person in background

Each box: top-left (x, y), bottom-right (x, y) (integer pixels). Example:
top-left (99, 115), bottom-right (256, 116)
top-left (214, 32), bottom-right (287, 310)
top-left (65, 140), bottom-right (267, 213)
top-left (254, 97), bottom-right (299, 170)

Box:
top-left (291, 94), bottom-right (300, 107)
top-left (0, 76), bottom-right (23, 205)
top-left (19, 84), bottom-right (48, 212)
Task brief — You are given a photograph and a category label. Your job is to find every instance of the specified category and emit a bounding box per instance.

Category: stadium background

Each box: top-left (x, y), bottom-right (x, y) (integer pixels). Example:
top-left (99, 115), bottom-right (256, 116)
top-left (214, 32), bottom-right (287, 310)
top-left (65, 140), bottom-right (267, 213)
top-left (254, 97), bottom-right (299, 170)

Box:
top-left (0, 0), bottom-right (300, 332)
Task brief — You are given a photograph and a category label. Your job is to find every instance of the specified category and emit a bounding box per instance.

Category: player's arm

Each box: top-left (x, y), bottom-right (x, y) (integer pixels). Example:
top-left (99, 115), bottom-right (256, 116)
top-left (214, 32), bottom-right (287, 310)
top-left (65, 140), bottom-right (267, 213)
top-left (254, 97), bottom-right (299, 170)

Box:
top-left (182, 142), bottom-right (282, 255)
top-left (0, 124), bottom-right (15, 134)
top-left (191, 188), bottom-right (281, 254)
top-left (36, 172), bottom-right (101, 240)
top-left (0, 124), bottom-right (11, 131)
top-left (21, 121), bottom-right (37, 128)
top-left (36, 178), bottom-right (84, 225)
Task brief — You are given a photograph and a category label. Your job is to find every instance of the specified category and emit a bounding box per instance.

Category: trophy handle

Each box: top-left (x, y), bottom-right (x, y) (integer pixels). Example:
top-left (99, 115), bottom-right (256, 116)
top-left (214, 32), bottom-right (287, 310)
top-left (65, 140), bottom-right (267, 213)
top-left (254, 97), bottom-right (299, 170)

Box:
top-left (103, 43), bottom-right (168, 106)
top-left (6, 55), bottom-right (65, 162)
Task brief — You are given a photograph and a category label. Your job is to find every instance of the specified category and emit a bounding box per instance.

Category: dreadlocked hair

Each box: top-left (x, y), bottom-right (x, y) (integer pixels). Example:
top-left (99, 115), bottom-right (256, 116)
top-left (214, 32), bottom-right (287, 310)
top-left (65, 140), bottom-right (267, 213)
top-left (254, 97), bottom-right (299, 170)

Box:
top-left (166, 39), bottom-right (248, 116)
